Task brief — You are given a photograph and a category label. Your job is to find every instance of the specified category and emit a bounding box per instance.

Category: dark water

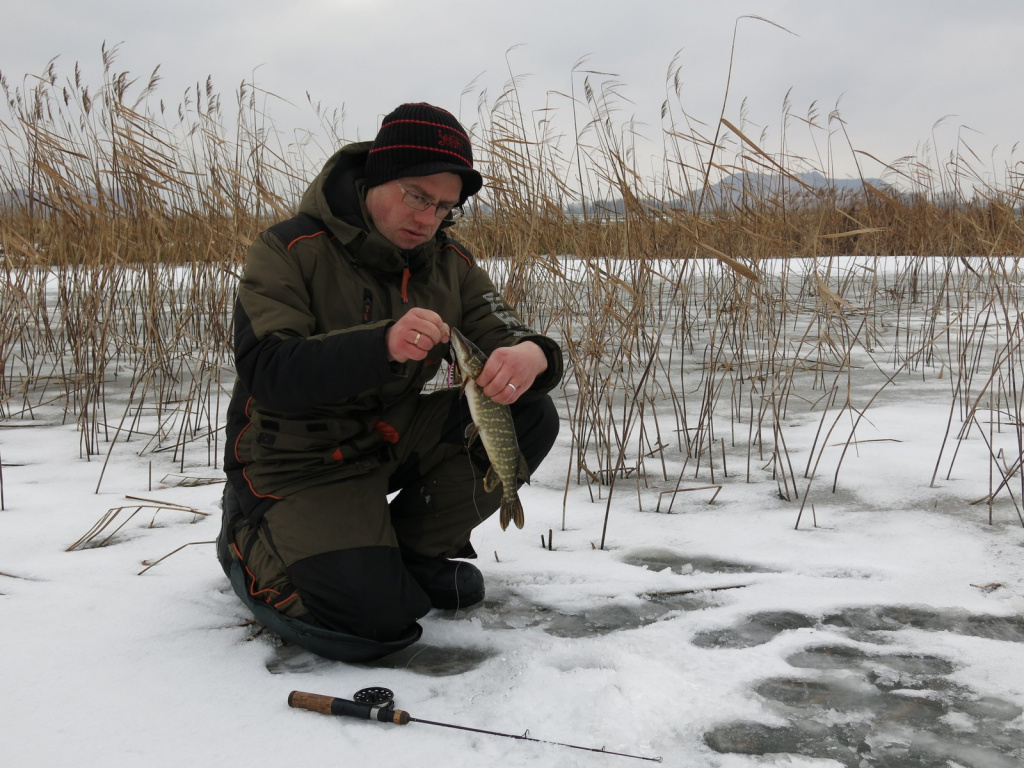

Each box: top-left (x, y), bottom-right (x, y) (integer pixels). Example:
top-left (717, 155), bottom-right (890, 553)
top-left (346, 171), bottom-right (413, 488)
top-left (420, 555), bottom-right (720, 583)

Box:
top-left (692, 610), bottom-right (818, 648)
top-left (442, 587), bottom-right (715, 639)
top-left (701, 606), bottom-right (1024, 767)
top-left (620, 549), bottom-right (780, 575)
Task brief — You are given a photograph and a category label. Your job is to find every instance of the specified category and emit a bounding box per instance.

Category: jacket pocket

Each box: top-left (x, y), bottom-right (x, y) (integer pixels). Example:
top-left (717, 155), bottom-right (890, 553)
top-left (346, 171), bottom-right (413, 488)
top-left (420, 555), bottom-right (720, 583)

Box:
top-left (247, 411), bottom-right (387, 472)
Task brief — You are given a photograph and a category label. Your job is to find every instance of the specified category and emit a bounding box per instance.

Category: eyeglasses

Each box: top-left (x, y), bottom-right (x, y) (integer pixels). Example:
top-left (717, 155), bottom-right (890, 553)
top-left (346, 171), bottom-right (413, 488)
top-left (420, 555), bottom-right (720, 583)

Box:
top-left (397, 182), bottom-right (464, 222)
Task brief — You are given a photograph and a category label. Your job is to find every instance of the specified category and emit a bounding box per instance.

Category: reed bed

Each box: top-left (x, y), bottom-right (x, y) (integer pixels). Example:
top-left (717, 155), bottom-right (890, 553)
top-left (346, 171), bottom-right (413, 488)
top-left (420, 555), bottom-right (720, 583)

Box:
top-left (2, 50), bottom-right (1022, 541)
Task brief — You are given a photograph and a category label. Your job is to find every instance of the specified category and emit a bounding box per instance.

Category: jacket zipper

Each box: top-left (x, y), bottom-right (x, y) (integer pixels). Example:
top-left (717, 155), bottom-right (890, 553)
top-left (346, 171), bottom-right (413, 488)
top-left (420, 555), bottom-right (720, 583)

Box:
top-left (362, 289), bottom-right (373, 323)
top-left (400, 253), bottom-right (411, 304)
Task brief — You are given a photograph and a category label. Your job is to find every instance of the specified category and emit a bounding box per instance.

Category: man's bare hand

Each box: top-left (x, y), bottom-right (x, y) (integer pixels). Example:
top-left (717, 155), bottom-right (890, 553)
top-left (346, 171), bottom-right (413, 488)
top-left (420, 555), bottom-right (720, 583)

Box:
top-left (474, 340), bottom-right (548, 404)
top-left (385, 309), bottom-right (450, 364)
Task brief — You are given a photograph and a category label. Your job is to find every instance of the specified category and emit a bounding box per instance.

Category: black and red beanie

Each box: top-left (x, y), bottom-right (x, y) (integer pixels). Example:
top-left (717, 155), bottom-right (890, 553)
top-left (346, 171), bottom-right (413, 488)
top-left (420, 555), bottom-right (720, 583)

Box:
top-left (364, 102), bottom-right (483, 203)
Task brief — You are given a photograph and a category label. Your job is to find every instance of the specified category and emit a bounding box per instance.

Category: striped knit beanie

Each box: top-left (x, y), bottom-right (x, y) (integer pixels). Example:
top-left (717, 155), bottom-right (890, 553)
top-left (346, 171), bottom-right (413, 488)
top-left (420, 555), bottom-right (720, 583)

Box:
top-left (364, 103), bottom-right (483, 203)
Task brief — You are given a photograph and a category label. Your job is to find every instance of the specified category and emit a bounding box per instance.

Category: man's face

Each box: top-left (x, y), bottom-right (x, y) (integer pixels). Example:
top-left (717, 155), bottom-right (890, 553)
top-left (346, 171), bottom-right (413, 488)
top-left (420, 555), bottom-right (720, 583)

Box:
top-left (365, 172), bottom-right (462, 250)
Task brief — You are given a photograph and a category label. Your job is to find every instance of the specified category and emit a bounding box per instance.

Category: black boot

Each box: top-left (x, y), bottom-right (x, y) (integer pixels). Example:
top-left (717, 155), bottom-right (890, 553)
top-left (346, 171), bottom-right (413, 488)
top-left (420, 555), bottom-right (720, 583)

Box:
top-left (403, 555), bottom-right (485, 610)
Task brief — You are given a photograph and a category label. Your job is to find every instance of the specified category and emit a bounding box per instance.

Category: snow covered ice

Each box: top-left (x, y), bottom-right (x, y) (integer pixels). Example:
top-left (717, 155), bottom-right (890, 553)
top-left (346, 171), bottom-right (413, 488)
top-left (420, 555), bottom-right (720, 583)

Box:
top-left (2, 257), bottom-right (1024, 767)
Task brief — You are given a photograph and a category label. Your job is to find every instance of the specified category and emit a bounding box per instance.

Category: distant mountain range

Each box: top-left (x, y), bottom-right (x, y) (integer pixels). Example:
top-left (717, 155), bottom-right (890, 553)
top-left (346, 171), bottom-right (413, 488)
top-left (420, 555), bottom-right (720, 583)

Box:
top-left (567, 172), bottom-right (888, 216)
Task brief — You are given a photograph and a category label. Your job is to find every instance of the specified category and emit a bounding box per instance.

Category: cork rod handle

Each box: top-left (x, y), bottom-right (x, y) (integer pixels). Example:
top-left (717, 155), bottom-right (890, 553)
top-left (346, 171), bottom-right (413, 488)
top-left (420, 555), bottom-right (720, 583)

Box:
top-left (288, 691), bottom-right (410, 725)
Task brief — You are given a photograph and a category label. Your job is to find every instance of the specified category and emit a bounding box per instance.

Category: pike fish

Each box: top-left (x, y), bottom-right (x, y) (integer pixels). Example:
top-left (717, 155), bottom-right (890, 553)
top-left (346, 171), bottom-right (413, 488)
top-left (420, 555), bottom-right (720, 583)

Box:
top-left (449, 328), bottom-right (530, 530)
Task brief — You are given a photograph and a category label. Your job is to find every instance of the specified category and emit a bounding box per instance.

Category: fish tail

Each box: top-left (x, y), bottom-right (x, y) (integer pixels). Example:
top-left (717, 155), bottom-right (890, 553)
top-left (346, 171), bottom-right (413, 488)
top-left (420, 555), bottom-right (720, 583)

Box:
top-left (500, 493), bottom-right (525, 531)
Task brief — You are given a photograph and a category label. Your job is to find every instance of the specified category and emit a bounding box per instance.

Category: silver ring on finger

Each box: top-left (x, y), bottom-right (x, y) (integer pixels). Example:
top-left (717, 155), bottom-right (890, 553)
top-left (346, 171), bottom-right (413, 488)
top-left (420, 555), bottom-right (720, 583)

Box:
top-left (507, 382), bottom-right (517, 392)
top-left (413, 332), bottom-right (421, 347)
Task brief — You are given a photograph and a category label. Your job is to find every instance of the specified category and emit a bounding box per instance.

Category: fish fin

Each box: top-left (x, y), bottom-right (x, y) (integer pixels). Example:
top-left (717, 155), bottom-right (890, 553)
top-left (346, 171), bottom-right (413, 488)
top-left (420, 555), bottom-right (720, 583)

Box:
top-left (516, 452), bottom-right (531, 485)
top-left (482, 465), bottom-right (500, 493)
top-left (500, 494), bottom-right (525, 530)
top-left (463, 423), bottom-right (479, 446)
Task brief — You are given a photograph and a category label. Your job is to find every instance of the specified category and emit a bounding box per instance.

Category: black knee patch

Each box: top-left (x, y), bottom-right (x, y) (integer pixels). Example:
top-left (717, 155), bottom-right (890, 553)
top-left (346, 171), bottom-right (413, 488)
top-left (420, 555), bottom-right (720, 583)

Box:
top-left (225, 559), bottom-right (421, 662)
top-left (288, 546), bottom-right (431, 642)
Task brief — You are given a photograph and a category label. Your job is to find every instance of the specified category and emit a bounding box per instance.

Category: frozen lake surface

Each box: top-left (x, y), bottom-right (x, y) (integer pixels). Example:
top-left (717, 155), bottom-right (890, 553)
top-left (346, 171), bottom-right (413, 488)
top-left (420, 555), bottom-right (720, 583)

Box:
top-left (2, 255), bottom-right (1024, 766)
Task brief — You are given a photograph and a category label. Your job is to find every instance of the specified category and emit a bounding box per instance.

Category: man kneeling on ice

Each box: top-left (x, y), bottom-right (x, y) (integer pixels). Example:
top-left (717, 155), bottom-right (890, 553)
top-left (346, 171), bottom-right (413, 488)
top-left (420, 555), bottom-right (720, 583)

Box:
top-left (217, 102), bottom-right (563, 661)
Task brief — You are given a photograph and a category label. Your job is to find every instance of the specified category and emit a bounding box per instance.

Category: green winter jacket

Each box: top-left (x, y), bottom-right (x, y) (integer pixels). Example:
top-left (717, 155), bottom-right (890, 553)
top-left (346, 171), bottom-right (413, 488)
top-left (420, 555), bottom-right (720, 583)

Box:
top-left (224, 142), bottom-right (563, 517)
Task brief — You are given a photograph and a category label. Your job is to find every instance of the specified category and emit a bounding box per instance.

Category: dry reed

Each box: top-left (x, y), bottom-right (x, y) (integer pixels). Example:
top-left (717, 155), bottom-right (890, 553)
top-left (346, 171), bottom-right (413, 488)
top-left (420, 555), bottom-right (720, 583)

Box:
top-left (2, 47), bottom-right (1022, 546)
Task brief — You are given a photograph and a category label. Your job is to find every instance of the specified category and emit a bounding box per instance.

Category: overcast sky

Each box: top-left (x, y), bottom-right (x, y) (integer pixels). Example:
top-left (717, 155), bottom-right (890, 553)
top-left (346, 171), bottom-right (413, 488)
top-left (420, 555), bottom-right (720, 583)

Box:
top-left (5, 1), bottom-right (1023, 186)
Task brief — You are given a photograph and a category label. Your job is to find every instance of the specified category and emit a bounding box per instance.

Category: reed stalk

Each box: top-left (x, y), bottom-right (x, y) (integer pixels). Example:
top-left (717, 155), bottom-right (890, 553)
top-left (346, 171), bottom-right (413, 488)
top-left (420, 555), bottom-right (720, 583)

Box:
top-left (2, 49), bottom-right (1022, 539)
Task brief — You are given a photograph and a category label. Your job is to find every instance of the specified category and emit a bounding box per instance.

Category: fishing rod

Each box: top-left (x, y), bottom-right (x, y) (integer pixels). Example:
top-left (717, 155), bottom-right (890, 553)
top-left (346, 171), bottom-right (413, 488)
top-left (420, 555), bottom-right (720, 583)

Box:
top-left (288, 687), bottom-right (662, 763)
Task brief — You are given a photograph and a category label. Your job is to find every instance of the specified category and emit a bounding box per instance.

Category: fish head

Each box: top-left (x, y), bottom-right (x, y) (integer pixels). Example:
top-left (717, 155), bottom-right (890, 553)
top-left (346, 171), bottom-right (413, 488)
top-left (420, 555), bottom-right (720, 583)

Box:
top-left (450, 328), bottom-right (487, 379)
